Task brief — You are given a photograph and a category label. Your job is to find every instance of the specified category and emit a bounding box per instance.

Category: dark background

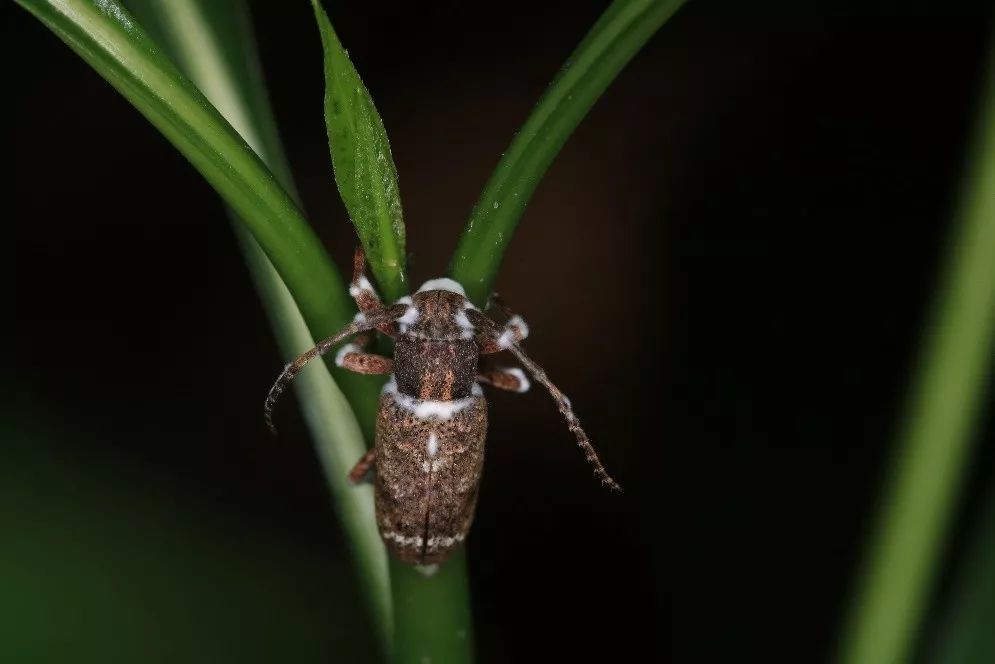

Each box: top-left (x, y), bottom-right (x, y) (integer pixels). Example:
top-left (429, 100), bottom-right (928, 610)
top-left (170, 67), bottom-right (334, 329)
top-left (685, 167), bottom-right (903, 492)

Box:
top-left (5, 1), bottom-right (994, 662)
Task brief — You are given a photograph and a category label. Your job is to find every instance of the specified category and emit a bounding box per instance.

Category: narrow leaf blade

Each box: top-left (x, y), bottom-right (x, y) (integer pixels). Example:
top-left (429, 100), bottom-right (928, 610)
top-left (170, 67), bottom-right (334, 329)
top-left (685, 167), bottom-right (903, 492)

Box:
top-left (123, 0), bottom-right (392, 648)
top-left (312, 0), bottom-right (407, 302)
top-left (15, 0), bottom-right (383, 428)
top-left (448, 0), bottom-right (687, 305)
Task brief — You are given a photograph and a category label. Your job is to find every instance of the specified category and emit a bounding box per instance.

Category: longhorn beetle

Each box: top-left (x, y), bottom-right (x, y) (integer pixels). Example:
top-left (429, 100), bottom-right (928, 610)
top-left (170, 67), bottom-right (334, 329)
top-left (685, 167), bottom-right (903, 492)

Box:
top-left (265, 249), bottom-right (620, 565)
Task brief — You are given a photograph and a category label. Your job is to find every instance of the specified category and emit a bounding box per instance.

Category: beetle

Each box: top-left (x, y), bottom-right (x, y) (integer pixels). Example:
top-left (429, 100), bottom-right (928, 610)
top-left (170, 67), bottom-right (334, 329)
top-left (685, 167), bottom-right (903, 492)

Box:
top-left (264, 249), bottom-right (620, 566)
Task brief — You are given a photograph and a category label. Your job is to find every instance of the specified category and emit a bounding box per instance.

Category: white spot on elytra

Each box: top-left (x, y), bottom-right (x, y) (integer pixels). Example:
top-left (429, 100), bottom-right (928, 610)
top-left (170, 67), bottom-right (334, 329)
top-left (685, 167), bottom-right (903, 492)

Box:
top-left (417, 277), bottom-right (466, 296)
top-left (505, 367), bottom-right (530, 393)
top-left (383, 377), bottom-right (477, 420)
top-left (334, 343), bottom-right (359, 367)
top-left (427, 533), bottom-right (465, 548)
top-left (395, 295), bottom-right (413, 305)
top-left (382, 531), bottom-right (423, 548)
top-left (353, 311), bottom-right (368, 325)
top-left (426, 432), bottom-right (439, 457)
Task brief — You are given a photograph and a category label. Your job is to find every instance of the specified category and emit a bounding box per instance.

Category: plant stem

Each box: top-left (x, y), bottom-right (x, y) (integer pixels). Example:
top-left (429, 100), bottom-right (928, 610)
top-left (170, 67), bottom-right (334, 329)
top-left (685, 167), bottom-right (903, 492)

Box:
top-left (390, 553), bottom-right (474, 664)
top-left (123, 0), bottom-right (393, 649)
top-left (839, 42), bottom-right (995, 664)
top-left (449, 0), bottom-right (687, 305)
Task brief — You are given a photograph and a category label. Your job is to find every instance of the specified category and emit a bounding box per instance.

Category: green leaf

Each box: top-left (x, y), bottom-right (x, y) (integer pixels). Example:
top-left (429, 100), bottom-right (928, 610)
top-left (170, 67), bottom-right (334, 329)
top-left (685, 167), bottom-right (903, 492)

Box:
top-left (121, 0), bottom-right (392, 650)
top-left (312, 0), bottom-right (407, 302)
top-left (14, 0), bottom-right (384, 430)
top-left (925, 485), bottom-right (995, 664)
top-left (448, 0), bottom-right (688, 305)
top-left (838, 43), bottom-right (995, 664)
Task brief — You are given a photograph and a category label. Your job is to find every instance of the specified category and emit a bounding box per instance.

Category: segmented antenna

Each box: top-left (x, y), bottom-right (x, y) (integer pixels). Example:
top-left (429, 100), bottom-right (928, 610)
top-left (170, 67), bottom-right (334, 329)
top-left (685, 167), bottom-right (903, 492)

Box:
top-left (264, 306), bottom-right (404, 434)
top-left (505, 342), bottom-right (623, 492)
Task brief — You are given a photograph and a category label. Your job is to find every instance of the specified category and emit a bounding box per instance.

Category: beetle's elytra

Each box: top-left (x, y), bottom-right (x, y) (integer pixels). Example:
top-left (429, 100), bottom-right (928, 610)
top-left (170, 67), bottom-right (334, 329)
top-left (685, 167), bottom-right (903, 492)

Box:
top-left (265, 249), bottom-right (619, 566)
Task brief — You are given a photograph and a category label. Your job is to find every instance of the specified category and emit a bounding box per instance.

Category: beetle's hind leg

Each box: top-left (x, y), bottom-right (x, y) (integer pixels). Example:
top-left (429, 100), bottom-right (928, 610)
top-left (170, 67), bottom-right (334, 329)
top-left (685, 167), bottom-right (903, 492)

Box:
top-left (335, 333), bottom-right (394, 375)
top-left (348, 448), bottom-right (376, 485)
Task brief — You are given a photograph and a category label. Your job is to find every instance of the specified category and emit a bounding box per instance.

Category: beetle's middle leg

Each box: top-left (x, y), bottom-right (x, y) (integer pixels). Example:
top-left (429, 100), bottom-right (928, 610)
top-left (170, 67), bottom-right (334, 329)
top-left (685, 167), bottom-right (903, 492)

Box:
top-left (477, 365), bottom-right (530, 393)
top-left (335, 333), bottom-right (394, 375)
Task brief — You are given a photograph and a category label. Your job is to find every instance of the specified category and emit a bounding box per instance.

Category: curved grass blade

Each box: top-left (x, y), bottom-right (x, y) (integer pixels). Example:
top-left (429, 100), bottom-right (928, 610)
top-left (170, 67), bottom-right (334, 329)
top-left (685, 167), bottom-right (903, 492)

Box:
top-left (924, 484), bottom-right (995, 664)
top-left (838, 43), bottom-right (995, 664)
top-left (14, 0), bottom-right (384, 429)
top-left (123, 0), bottom-right (391, 649)
top-left (312, 0), bottom-right (407, 302)
top-left (449, 0), bottom-right (687, 305)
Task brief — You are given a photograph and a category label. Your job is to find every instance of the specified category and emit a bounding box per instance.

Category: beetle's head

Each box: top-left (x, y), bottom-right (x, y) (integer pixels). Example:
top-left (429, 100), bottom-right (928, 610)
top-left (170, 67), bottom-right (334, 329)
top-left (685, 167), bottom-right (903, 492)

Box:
top-left (394, 278), bottom-right (477, 341)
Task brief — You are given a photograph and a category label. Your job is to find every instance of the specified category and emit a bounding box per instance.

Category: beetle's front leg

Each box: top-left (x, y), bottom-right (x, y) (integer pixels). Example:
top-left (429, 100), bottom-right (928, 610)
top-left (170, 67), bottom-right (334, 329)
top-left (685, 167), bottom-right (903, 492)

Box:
top-left (348, 448), bottom-right (376, 485)
top-left (350, 247), bottom-right (400, 338)
top-left (335, 333), bottom-right (394, 375)
top-left (474, 293), bottom-right (529, 354)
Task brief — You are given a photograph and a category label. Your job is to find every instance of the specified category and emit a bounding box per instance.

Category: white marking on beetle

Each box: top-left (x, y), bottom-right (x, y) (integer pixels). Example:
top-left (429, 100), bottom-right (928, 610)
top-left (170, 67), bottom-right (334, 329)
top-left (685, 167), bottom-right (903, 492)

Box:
top-left (352, 311), bottom-right (367, 325)
top-left (496, 315), bottom-right (529, 349)
top-left (334, 343), bottom-right (360, 367)
top-left (395, 295), bottom-right (413, 305)
top-left (397, 305), bottom-right (419, 332)
top-left (496, 328), bottom-right (516, 350)
top-left (383, 377), bottom-right (477, 420)
top-left (417, 277), bottom-right (466, 296)
top-left (463, 300), bottom-right (478, 310)
top-left (426, 533), bottom-right (465, 549)
top-left (426, 431), bottom-right (439, 457)
top-left (507, 315), bottom-right (529, 339)
top-left (348, 275), bottom-right (374, 298)
top-left (382, 531), bottom-right (423, 547)
top-left (505, 367), bottom-right (530, 393)
top-left (472, 382), bottom-right (483, 397)
top-left (454, 309), bottom-right (475, 339)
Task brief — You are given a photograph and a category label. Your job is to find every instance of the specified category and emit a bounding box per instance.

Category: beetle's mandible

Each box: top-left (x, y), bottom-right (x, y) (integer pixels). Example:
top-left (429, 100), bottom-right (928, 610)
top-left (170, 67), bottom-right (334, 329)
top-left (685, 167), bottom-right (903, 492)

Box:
top-left (264, 249), bottom-right (620, 565)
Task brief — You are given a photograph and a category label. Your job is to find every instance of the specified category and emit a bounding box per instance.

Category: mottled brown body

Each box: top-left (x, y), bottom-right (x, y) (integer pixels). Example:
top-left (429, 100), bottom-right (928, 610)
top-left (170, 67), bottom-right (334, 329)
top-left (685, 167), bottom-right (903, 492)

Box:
top-left (264, 250), bottom-right (620, 567)
top-left (373, 289), bottom-right (486, 563)
top-left (374, 391), bottom-right (487, 564)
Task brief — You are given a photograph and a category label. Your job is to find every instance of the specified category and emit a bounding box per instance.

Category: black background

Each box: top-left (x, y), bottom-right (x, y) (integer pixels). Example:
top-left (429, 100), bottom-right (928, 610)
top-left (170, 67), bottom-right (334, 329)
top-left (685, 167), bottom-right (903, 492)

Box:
top-left (6, 1), bottom-right (995, 662)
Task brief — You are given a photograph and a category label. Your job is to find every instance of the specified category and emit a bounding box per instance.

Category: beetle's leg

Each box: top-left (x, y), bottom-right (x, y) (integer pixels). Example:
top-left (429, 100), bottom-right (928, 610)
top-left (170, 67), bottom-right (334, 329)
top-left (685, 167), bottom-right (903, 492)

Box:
top-left (477, 366), bottom-right (530, 393)
top-left (465, 308), bottom-right (621, 491)
top-left (335, 332), bottom-right (394, 375)
top-left (264, 304), bottom-right (407, 434)
top-left (348, 448), bottom-right (377, 485)
top-left (470, 297), bottom-right (529, 355)
top-left (350, 247), bottom-right (400, 338)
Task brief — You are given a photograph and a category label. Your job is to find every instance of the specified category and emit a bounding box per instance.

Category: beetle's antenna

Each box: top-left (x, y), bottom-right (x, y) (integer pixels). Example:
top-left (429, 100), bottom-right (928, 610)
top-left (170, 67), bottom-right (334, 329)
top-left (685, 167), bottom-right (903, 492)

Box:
top-left (505, 342), bottom-right (623, 492)
top-left (264, 306), bottom-right (404, 435)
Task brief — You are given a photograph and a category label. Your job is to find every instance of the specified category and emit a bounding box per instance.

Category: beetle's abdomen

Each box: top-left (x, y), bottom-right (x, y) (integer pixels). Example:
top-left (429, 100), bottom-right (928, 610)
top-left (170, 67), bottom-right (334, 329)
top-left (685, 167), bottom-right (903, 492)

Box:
top-left (374, 382), bottom-right (487, 565)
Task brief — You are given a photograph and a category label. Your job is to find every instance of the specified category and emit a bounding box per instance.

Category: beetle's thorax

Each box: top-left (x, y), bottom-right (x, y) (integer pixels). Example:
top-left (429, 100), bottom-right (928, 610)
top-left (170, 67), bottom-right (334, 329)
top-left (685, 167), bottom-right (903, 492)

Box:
top-left (392, 280), bottom-right (480, 401)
